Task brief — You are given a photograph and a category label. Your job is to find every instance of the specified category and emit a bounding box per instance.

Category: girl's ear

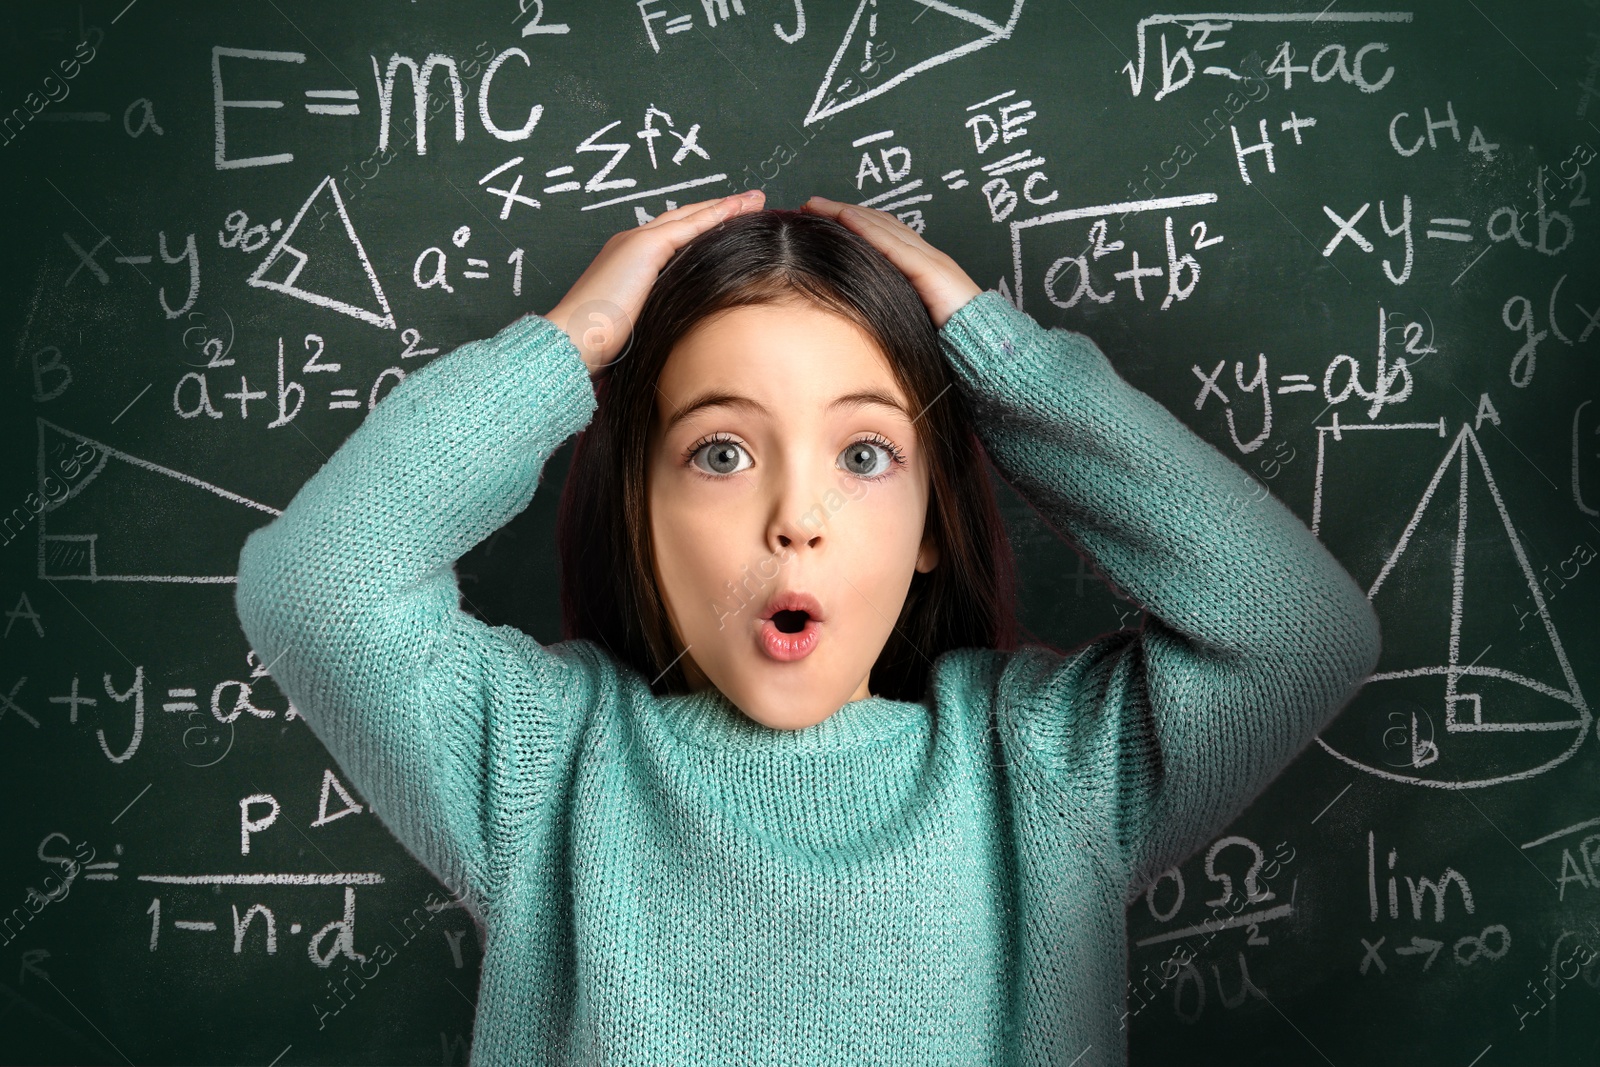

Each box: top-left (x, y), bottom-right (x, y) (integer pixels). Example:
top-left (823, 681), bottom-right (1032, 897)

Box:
top-left (916, 531), bottom-right (940, 573)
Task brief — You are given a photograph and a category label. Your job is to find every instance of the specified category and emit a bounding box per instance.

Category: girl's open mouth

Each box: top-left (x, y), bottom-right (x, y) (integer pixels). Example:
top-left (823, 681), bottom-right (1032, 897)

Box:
top-left (758, 609), bottom-right (820, 661)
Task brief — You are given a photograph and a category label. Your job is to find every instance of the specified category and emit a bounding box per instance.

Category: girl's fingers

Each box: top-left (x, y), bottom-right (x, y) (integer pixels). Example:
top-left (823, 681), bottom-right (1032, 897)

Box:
top-left (802, 195), bottom-right (980, 326)
top-left (645, 190), bottom-right (763, 228)
top-left (807, 197), bottom-right (919, 254)
top-left (648, 195), bottom-right (727, 221)
top-left (643, 193), bottom-right (764, 255)
top-left (547, 191), bottom-right (765, 371)
top-left (809, 197), bottom-right (949, 282)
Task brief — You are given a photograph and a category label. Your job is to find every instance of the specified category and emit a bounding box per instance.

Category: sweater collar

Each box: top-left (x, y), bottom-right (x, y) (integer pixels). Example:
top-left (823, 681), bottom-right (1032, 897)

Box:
top-left (656, 684), bottom-right (927, 754)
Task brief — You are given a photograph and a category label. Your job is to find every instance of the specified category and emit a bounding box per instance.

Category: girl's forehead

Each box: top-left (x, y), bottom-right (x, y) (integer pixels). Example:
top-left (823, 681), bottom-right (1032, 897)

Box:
top-left (650, 307), bottom-right (912, 441)
top-left (660, 302), bottom-right (895, 387)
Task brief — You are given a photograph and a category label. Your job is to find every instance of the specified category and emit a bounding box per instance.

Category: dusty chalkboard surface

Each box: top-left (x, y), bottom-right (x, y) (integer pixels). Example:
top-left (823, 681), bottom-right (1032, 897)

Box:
top-left (3, 1), bottom-right (1599, 1064)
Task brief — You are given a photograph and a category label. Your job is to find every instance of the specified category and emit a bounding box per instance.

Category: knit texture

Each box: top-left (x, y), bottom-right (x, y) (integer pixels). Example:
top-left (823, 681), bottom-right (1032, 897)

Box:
top-left (234, 290), bottom-right (1381, 1067)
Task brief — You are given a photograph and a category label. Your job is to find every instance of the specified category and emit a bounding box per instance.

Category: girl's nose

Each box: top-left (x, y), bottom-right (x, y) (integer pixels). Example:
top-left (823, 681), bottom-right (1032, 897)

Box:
top-left (769, 484), bottom-right (830, 556)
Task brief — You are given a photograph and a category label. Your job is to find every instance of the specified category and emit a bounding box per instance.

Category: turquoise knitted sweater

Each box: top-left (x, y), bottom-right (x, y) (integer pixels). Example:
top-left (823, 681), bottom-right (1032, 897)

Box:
top-left (234, 289), bottom-right (1380, 1066)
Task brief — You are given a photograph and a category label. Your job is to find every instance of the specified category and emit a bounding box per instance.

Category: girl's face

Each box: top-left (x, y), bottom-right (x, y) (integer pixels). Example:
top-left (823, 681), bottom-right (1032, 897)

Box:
top-left (644, 298), bottom-right (940, 730)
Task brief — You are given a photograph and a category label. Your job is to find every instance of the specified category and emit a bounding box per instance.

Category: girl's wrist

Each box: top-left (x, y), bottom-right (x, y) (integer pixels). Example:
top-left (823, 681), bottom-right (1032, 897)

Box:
top-left (541, 304), bottom-right (609, 378)
top-left (932, 281), bottom-right (985, 330)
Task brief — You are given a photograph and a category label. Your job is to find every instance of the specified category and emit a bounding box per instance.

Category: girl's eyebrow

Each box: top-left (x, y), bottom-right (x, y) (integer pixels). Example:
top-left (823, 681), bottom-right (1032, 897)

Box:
top-left (662, 389), bottom-right (910, 433)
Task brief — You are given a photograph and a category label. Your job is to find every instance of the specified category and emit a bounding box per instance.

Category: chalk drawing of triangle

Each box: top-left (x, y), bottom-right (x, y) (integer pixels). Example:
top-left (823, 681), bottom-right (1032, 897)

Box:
top-left (36, 419), bottom-right (281, 584)
top-left (1315, 420), bottom-right (1591, 788)
top-left (804, 0), bottom-right (1026, 126)
top-left (312, 768), bottom-right (365, 827)
top-left (247, 175), bottom-right (397, 330)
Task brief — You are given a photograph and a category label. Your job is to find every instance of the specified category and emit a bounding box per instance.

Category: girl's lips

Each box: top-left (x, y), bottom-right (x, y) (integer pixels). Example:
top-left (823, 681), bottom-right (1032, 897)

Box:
top-left (760, 590), bottom-right (825, 622)
top-left (758, 616), bottom-right (820, 661)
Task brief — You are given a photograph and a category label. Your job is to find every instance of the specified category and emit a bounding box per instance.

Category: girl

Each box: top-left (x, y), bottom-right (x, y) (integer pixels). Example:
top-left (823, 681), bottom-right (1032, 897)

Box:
top-left (235, 190), bottom-right (1380, 1066)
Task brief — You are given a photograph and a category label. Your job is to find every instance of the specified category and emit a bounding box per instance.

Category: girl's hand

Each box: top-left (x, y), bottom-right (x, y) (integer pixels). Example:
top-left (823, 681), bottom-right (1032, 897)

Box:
top-left (545, 189), bottom-right (767, 375)
top-left (799, 195), bottom-right (983, 330)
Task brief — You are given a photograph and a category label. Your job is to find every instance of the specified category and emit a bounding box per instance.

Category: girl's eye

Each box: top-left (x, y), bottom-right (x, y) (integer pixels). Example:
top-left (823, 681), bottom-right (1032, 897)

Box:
top-left (683, 433), bottom-right (907, 480)
top-left (687, 434), bottom-right (752, 477)
top-left (838, 434), bottom-right (906, 479)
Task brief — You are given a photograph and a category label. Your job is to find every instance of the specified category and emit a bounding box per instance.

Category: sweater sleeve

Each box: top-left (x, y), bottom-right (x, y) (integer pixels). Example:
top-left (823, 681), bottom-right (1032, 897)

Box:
top-left (233, 312), bottom-right (605, 917)
top-left (936, 290), bottom-right (1381, 896)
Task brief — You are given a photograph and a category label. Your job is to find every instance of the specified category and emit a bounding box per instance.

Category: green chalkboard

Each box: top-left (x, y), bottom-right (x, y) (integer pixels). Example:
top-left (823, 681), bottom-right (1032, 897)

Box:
top-left (3, 1), bottom-right (1599, 1064)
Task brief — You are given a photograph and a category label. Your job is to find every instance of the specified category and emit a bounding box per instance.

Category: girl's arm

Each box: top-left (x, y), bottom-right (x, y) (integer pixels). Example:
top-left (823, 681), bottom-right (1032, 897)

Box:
top-left (234, 313), bottom-right (604, 915)
top-left (937, 290), bottom-right (1381, 895)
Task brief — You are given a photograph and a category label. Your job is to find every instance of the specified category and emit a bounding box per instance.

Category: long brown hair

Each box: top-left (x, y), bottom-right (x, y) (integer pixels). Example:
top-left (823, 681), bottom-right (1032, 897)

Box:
top-left (555, 208), bottom-right (1018, 701)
